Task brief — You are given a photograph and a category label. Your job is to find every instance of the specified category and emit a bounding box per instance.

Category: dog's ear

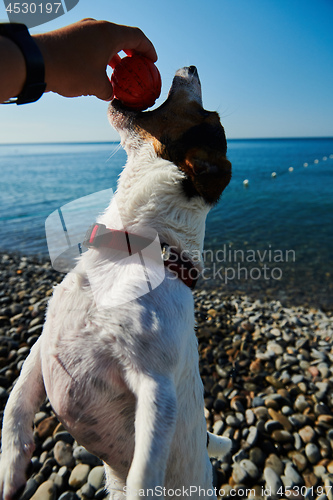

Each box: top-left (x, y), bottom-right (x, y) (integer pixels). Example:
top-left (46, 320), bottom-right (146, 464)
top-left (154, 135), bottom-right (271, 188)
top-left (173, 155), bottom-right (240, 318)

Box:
top-left (179, 148), bottom-right (232, 203)
top-left (182, 148), bottom-right (231, 178)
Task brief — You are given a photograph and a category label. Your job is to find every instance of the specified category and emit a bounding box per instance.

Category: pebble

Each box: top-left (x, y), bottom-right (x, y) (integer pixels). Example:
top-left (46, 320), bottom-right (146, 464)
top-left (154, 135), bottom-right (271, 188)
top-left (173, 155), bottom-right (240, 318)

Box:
top-left (30, 480), bottom-right (55, 500)
top-left (73, 446), bottom-right (103, 467)
top-left (246, 426), bottom-right (259, 447)
top-left (271, 429), bottom-right (293, 443)
top-left (54, 441), bottom-right (75, 467)
top-left (239, 459), bottom-right (259, 480)
top-left (268, 408), bottom-right (292, 430)
top-left (265, 454), bottom-right (284, 476)
top-left (58, 493), bottom-right (80, 500)
top-left (304, 443), bottom-right (321, 464)
top-left (1, 253), bottom-right (333, 499)
top-left (284, 462), bottom-right (304, 487)
top-left (299, 425), bottom-right (316, 443)
top-left (20, 478), bottom-right (39, 500)
top-left (87, 466), bottom-right (105, 490)
top-left (68, 463), bottom-right (91, 488)
top-left (290, 452), bottom-right (308, 472)
top-left (264, 467), bottom-right (283, 496)
top-left (232, 462), bottom-right (248, 483)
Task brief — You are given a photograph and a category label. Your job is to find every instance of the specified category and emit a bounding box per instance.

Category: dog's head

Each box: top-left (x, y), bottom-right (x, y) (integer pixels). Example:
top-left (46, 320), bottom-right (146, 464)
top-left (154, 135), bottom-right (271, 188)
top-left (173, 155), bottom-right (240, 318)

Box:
top-left (108, 66), bottom-right (231, 205)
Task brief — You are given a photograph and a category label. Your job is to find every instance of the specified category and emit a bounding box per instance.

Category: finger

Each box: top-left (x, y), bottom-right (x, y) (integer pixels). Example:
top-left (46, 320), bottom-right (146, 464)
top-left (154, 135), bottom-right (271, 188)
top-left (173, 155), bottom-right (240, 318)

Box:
top-left (94, 75), bottom-right (114, 101)
top-left (117, 26), bottom-right (157, 62)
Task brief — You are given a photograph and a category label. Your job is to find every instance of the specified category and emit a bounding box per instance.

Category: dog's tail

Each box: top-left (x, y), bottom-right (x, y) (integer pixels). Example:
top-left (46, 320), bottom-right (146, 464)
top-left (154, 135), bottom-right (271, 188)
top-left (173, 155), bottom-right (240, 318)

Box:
top-left (207, 431), bottom-right (232, 460)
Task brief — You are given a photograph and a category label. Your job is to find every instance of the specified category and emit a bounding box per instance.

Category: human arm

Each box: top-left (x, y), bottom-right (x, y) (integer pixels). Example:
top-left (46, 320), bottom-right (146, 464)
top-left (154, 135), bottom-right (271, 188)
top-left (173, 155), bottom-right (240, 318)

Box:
top-left (0, 35), bottom-right (27, 103)
top-left (0, 18), bottom-right (157, 103)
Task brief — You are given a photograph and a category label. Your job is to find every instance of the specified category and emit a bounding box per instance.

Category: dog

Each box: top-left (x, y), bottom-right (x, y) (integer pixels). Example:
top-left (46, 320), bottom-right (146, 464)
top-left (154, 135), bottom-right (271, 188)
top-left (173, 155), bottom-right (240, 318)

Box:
top-left (0, 65), bottom-right (232, 500)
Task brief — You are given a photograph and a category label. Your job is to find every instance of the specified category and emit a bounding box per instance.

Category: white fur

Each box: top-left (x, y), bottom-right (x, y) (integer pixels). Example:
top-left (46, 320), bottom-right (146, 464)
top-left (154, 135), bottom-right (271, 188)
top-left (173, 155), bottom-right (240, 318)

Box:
top-left (0, 68), bottom-right (231, 500)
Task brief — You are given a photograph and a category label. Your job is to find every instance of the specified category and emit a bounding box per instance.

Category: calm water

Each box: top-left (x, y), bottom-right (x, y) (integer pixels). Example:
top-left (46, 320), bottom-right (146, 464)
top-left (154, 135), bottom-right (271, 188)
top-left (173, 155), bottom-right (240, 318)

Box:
top-left (0, 138), bottom-right (332, 309)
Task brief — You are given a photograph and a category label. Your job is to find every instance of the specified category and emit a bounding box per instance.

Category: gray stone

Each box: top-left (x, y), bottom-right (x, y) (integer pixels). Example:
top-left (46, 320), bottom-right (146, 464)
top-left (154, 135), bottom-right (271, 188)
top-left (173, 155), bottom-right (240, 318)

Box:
top-left (68, 464), bottom-right (91, 489)
top-left (249, 447), bottom-right (266, 467)
top-left (58, 493), bottom-right (80, 500)
top-left (265, 454), bottom-right (284, 476)
top-left (54, 440), bottom-right (75, 467)
top-left (0, 387), bottom-right (8, 400)
top-left (252, 396), bottom-right (265, 407)
top-left (212, 420), bottom-right (224, 435)
top-left (299, 425), bottom-right (316, 444)
top-left (264, 467), bottom-right (283, 496)
top-left (288, 413), bottom-right (310, 428)
top-left (79, 483), bottom-right (96, 499)
top-left (20, 478), bottom-right (38, 500)
top-left (253, 406), bottom-right (269, 420)
top-left (88, 466), bottom-right (105, 491)
top-left (239, 459), bottom-right (259, 480)
top-left (30, 480), bottom-right (56, 500)
top-left (305, 443), bottom-right (321, 464)
top-left (281, 406), bottom-right (293, 416)
top-left (284, 462), bottom-right (303, 487)
top-left (293, 433), bottom-right (302, 451)
top-left (54, 432), bottom-right (75, 445)
top-left (265, 420), bottom-right (283, 433)
top-left (246, 426), bottom-right (259, 447)
top-left (233, 449), bottom-right (248, 463)
top-left (294, 395), bottom-right (311, 412)
top-left (226, 415), bottom-right (241, 427)
top-left (290, 452), bottom-right (307, 473)
top-left (34, 412), bottom-right (48, 426)
top-left (271, 429), bottom-right (293, 443)
top-left (73, 446), bottom-right (103, 466)
top-left (318, 362), bottom-right (330, 378)
top-left (232, 463), bottom-right (248, 484)
top-left (50, 471), bottom-right (64, 490)
top-left (245, 409), bottom-right (255, 425)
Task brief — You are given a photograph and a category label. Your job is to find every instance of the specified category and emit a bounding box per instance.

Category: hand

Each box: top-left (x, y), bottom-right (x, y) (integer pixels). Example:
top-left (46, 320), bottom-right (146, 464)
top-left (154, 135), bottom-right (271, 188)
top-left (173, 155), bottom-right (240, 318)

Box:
top-left (34, 18), bottom-right (157, 101)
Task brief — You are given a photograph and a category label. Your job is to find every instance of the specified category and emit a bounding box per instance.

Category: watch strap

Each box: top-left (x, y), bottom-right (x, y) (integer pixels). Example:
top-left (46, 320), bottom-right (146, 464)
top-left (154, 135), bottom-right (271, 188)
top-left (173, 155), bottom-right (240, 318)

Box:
top-left (0, 23), bottom-right (46, 104)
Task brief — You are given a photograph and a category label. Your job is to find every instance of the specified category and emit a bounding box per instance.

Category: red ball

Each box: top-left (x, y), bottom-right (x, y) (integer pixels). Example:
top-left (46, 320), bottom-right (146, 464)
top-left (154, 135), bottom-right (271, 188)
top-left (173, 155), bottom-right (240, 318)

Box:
top-left (111, 55), bottom-right (161, 111)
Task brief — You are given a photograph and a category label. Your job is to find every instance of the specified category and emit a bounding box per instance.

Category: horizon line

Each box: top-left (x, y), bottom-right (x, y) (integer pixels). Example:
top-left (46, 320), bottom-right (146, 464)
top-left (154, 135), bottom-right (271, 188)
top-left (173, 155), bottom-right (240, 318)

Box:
top-left (1, 136), bottom-right (333, 146)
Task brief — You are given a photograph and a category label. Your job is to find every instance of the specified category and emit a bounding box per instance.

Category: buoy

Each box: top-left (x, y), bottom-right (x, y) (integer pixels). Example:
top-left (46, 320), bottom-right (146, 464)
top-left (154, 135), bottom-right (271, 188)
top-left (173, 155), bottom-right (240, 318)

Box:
top-left (288, 167), bottom-right (294, 172)
top-left (271, 172), bottom-right (277, 178)
top-left (314, 159), bottom-right (319, 164)
top-left (330, 154), bottom-right (333, 159)
top-left (243, 179), bottom-right (249, 186)
top-left (323, 156), bottom-right (327, 161)
top-left (303, 162), bottom-right (308, 167)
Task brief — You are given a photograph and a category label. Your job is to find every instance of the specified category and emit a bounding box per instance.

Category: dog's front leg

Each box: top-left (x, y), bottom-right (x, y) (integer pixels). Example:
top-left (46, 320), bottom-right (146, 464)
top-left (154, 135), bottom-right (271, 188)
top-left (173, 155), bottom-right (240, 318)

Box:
top-left (125, 372), bottom-right (177, 499)
top-left (0, 338), bottom-right (46, 500)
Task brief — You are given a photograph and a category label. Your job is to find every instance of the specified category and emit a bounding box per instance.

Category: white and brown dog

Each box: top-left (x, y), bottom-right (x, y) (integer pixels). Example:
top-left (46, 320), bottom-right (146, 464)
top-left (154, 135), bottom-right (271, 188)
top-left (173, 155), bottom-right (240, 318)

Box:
top-left (0, 66), bottom-right (232, 500)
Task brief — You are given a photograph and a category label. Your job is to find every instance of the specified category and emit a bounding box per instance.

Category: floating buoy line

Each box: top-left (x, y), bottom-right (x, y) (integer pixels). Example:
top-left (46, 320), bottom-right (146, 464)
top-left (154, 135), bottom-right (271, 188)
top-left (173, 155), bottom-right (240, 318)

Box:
top-left (242, 153), bottom-right (333, 186)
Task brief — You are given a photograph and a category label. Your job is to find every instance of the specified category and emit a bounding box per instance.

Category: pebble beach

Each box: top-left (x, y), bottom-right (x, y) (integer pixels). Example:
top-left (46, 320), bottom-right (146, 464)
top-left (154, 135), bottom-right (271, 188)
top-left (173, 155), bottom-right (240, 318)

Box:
top-left (0, 252), bottom-right (333, 500)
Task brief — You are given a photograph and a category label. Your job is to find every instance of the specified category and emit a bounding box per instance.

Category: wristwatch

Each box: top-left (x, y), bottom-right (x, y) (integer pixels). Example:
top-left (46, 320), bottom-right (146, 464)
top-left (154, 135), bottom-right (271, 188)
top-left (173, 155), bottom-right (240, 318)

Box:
top-left (0, 23), bottom-right (46, 104)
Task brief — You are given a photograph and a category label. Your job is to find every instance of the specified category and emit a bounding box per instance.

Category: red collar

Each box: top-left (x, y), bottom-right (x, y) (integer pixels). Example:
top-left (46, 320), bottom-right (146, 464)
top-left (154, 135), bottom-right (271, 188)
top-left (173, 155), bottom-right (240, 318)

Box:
top-left (83, 223), bottom-right (198, 290)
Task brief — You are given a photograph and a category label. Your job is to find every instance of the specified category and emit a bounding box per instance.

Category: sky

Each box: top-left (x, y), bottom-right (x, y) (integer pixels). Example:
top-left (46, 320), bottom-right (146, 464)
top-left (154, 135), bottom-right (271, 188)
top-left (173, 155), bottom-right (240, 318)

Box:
top-left (0, 0), bottom-right (332, 143)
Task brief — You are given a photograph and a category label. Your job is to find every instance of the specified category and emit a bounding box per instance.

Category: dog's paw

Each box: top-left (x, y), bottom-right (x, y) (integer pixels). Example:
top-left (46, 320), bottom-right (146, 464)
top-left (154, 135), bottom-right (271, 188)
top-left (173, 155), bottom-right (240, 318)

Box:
top-left (0, 447), bottom-right (32, 500)
top-left (207, 432), bottom-right (232, 460)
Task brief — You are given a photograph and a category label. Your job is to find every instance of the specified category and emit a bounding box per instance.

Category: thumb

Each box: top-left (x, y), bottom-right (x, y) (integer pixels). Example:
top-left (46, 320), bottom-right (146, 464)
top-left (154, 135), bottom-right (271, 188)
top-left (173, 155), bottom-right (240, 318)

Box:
top-left (95, 75), bottom-right (114, 101)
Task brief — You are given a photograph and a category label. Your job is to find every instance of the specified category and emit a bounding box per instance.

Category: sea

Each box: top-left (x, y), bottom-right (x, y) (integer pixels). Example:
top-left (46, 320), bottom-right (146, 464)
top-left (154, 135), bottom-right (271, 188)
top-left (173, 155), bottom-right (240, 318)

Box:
top-left (0, 138), bottom-right (332, 311)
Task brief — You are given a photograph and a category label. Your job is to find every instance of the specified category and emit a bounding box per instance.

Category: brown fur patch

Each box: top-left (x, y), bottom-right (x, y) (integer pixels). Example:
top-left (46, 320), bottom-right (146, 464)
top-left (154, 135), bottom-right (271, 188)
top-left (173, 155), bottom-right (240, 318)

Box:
top-left (134, 98), bottom-right (231, 203)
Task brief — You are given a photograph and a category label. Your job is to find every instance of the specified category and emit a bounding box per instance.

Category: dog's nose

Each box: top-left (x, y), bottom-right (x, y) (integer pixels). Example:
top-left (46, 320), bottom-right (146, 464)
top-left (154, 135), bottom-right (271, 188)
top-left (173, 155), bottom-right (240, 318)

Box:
top-left (188, 66), bottom-right (198, 77)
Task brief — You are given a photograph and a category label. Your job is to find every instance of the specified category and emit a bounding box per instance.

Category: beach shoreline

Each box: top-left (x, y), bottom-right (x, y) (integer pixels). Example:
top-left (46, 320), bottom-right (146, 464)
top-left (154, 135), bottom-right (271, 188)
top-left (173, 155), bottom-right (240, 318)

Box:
top-left (0, 251), bottom-right (333, 499)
